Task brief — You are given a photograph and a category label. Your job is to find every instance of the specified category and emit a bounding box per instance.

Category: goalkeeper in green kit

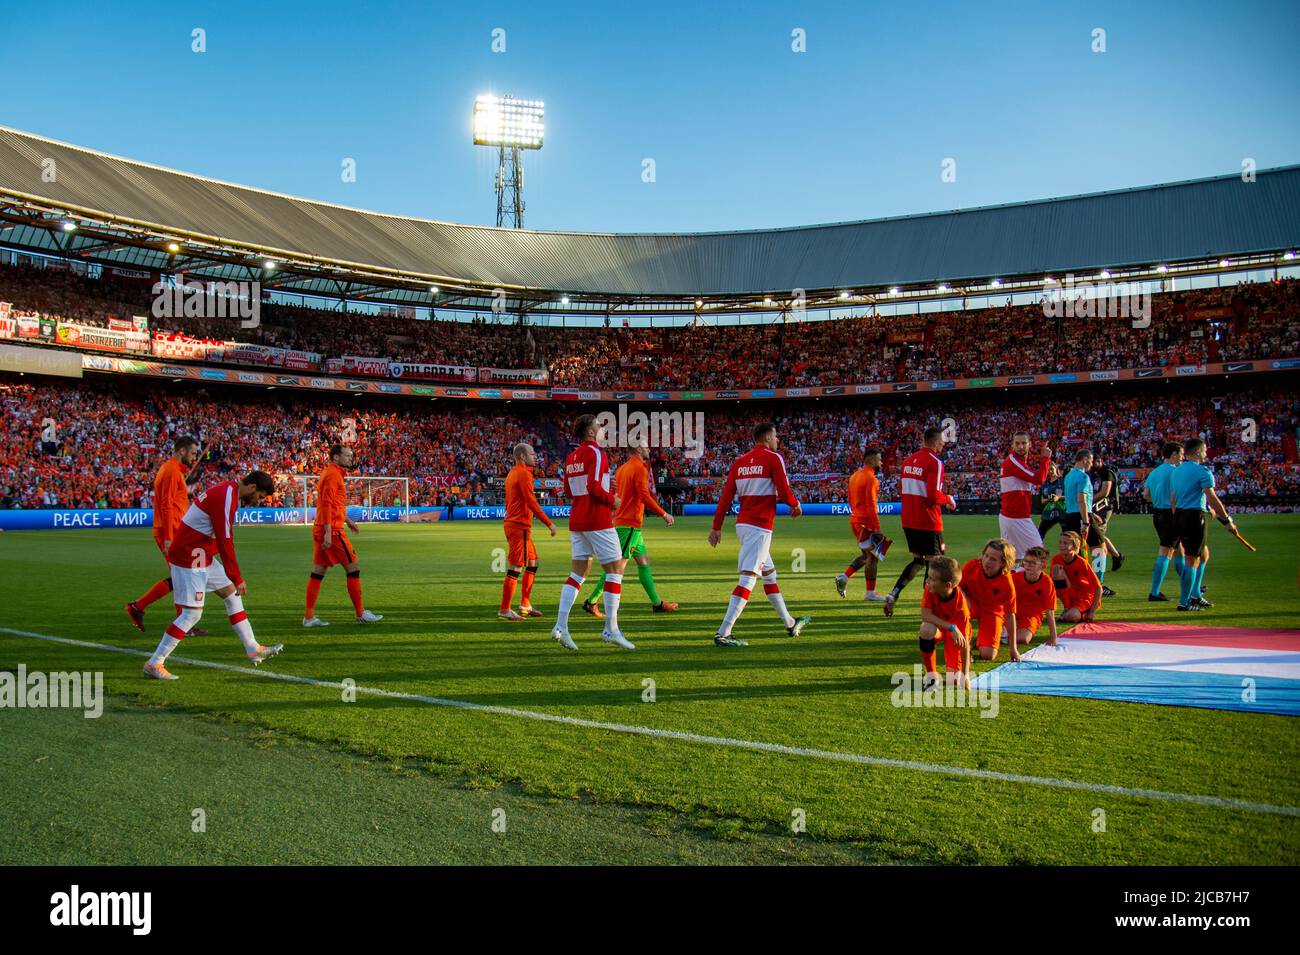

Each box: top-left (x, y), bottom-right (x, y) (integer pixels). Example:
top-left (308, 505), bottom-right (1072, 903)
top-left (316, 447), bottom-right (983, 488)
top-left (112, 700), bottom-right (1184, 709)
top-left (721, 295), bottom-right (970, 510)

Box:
top-left (583, 442), bottom-right (679, 617)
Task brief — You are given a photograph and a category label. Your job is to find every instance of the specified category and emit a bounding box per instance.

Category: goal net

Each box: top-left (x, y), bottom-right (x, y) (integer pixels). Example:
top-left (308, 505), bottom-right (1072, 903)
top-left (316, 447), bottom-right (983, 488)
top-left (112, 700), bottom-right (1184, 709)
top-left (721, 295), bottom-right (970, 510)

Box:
top-left (283, 474), bottom-right (411, 525)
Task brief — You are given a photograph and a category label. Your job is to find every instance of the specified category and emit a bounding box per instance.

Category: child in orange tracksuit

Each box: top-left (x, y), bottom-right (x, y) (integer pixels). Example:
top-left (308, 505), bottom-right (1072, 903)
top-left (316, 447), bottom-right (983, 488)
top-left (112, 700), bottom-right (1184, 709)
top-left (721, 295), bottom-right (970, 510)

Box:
top-left (1052, 531), bottom-right (1102, 623)
top-left (960, 538), bottom-right (1019, 663)
top-left (918, 556), bottom-right (972, 689)
top-left (1011, 545), bottom-right (1060, 649)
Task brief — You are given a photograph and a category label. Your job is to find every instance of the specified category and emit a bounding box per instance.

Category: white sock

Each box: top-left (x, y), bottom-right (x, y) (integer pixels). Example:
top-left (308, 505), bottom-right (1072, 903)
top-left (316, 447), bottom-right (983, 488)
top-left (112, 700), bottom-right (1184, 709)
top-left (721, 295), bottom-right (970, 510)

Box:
top-left (762, 568), bottom-right (795, 628)
top-left (148, 636), bottom-right (181, 666)
top-left (556, 574), bottom-right (585, 629)
top-left (602, 573), bottom-right (622, 632)
top-left (719, 576), bottom-right (753, 636)
top-left (224, 594), bottom-right (260, 654)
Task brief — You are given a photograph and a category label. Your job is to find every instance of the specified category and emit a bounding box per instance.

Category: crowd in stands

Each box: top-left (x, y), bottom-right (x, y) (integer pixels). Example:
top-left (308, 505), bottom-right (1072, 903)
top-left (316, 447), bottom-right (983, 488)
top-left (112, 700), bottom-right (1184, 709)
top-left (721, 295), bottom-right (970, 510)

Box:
top-left (2, 259), bottom-right (1298, 391)
top-left (2, 373), bottom-right (1296, 513)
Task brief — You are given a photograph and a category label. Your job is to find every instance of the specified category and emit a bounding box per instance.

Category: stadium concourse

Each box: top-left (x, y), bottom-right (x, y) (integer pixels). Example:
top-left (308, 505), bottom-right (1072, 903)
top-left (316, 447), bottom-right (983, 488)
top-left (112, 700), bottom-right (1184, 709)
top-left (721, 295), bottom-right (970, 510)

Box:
top-left (1, 373), bottom-right (1297, 512)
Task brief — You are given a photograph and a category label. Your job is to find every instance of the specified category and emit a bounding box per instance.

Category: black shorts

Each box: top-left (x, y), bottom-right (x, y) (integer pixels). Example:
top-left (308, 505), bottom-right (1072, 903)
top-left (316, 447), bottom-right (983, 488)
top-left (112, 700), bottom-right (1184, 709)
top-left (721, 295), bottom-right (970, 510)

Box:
top-left (1062, 512), bottom-right (1103, 548)
top-left (1152, 509), bottom-right (1178, 549)
top-left (903, 527), bottom-right (945, 557)
top-left (1174, 510), bottom-right (1207, 555)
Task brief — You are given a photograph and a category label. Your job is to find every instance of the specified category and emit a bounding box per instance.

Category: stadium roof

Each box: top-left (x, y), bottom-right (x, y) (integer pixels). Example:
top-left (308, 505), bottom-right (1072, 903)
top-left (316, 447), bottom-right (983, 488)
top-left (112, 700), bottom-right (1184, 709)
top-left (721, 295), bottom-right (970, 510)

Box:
top-left (0, 124), bottom-right (1298, 314)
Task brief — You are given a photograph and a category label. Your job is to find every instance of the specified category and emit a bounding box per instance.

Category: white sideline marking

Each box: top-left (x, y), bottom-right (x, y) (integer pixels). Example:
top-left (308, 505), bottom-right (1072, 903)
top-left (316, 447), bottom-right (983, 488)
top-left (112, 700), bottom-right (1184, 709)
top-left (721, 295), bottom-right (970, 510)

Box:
top-left (4, 626), bottom-right (1298, 819)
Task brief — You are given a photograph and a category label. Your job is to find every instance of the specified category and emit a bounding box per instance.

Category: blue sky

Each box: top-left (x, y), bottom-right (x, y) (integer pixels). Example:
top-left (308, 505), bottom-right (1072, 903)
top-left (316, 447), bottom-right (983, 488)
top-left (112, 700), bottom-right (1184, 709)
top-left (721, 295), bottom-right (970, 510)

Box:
top-left (4, 0), bottom-right (1297, 233)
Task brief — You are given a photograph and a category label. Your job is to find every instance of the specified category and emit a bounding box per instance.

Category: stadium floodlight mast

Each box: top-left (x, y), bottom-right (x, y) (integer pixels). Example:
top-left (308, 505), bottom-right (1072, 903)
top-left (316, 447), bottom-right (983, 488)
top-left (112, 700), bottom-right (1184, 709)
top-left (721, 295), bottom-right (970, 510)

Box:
top-left (473, 94), bottom-right (544, 228)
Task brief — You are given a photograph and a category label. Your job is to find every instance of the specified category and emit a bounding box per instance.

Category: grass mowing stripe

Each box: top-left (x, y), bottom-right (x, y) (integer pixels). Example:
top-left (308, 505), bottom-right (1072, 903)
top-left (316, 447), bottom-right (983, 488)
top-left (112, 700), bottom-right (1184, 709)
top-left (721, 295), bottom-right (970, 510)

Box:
top-left (7, 626), bottom-right (1298, 820)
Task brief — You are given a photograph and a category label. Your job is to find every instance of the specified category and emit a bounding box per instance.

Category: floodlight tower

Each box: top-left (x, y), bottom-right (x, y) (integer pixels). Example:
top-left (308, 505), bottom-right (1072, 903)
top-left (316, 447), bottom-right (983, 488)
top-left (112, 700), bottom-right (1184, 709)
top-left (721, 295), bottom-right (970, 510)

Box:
top-left (473, 94), bottom-right (544, 228)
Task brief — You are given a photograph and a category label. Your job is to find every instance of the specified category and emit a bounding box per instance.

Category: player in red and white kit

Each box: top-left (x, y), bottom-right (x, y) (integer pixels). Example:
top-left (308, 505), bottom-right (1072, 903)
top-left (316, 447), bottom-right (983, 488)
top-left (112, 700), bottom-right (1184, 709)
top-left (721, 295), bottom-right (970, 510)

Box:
top-left (551, 414), bottom-right (635, 651)
top-left (707, 422), bottom-right (812, 647)
top-left (142, 472), bottom-right (281, 680)
top-left (883, 426), bottom-right (955, 617)
top-left (999, 432), bottom-right (1052, 563)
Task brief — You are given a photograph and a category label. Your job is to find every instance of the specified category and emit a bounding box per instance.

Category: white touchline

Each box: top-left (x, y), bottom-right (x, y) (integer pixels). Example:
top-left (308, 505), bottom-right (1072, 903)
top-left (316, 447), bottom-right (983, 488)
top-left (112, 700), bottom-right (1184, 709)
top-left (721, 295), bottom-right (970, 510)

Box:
top-left (5, 627), bottom-right (1298, 819)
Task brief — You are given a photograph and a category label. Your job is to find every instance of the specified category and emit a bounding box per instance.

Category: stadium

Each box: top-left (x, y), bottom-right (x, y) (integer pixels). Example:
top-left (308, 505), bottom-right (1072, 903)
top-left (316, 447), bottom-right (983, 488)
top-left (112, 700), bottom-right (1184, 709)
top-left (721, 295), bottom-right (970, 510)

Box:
top-left (0, 2), bottom-right (1297, 906)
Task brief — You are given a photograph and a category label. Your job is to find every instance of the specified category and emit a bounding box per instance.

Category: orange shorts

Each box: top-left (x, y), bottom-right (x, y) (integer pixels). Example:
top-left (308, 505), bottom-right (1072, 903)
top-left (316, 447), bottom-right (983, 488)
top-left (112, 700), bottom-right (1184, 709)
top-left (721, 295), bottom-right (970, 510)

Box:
top-left (850, 518), bottom-right (880, 543)
top-left (505, 525), bottom-right (537, 567)
top-left (1019, 615), bottom-right (1043, 638)
top-left (973, 613), bottom-right (1006, 649)
top-left (312, 526), bottom-right (356, 567)
top-left (1062, 587), bottom-right (1097, 614)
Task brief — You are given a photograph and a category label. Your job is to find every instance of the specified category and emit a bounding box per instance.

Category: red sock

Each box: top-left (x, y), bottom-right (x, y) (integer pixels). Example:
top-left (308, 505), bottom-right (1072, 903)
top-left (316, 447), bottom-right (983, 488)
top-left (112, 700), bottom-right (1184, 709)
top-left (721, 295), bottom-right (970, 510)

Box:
top-left (521, 567), bottom-right (536, 605)
top-left (501, 572), bottom-right (519, 612)
top-left (345, 571), bottom-right (364, 614)
top-left (843, 565), bottom-right (857, 578)
top-left (305, 574), bottom-right (323, 617)
top-left (864, 578), bottom-right (876, 591)
top-left (136, 577), bottom-right (172, 610)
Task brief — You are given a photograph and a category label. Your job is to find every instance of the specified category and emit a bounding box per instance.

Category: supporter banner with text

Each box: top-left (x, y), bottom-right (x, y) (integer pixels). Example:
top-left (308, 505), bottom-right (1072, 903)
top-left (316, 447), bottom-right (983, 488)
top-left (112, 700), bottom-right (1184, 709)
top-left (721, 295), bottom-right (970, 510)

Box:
top-left (55, 321), bottom-right (150, 355)
top-left (326, 356), bottom-right (477, 382)
top-left (0, 505), bottom-right (443, 531)
top-left (477, 366), bottom-right (550, 385)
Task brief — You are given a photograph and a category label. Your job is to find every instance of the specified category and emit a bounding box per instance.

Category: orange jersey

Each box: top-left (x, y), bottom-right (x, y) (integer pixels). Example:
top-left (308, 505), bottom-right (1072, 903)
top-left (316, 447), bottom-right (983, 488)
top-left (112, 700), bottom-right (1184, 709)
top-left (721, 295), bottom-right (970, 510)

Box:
top-left (152, 458), bottom-right (190, 538)
top-left (959, 559), bottom-right (1018, 618)
top-left (847, 465), bottom-right (880, 527)
top-left (1013, 569), bottom-right (1058, 622)
top-left (922, 586), bottom-right (971, 636)
top-left (504, 463), bottom-right (553, 530)
top-left (314, 462), bottom-right (347, 530)
top-left (1051, 553), bottom-right (1101, 601)
top-left (613, 456), bottom-right (665, 528)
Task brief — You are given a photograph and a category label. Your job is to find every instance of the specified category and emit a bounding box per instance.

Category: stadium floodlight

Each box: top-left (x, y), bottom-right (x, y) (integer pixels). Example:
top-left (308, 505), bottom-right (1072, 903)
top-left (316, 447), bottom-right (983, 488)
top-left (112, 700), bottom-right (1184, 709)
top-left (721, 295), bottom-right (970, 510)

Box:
top-left (991, 278), bottom-right (1002, 287)
top-left (889, 287), bottom-right (900, 295)
top-left (474, 93), bottom-right (544, 228)
top-left (1220, 258), bottom-right (1231, 268)
top-left (263, 260), bottom-right (277, 271)
top-left (1284, 251), bottom-right (1296, 260)
top-left (1099, 269), bottom-right (1111, 279)
top-left (1157, 264), bottom-right (1169, 273)
top-left (60, 220), bottom-right (77, 232)
top-left (429, 285), bottom-right (440, 295)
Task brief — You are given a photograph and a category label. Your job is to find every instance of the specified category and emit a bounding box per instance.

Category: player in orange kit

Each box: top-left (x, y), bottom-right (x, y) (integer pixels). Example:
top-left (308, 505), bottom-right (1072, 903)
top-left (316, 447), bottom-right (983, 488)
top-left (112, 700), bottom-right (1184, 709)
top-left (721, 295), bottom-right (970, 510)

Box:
top-left (1009, 545), bottom-right (1060, 649)
top-left (125, 435), bottom-right (206, 634)
top-left (1051, 530), bottom-right (1102, 623)
top-left (303, 444), bottom-right (383, 627)
top-left (960, 538), bottom-right (1019, 662)
top-left (918, 556), bottom-right (971, 690)
top-left (500, 442), bottom-right (557, 621)
top-left (834, 447), bottom-right (891, 601)
top-left (581, 441), bottom-right (677, 617)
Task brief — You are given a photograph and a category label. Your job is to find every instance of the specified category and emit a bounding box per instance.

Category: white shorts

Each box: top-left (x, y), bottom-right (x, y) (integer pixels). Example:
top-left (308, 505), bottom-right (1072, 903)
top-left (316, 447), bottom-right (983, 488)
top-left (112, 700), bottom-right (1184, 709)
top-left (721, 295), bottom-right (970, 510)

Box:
top-left (570, 527), bottom-right (622, 566)
top-left (736, 523), bottom-right (774, 575)
top-left (998, 515), bottom-right (1042, 562)
top-left (169, 559), bottom-right (233, 608)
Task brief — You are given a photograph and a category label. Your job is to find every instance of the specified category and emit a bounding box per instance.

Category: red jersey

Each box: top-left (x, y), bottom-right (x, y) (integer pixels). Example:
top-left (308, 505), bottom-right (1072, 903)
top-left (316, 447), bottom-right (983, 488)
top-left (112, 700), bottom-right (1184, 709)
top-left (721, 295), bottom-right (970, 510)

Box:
top-left (999, 453), bottom-right (1051, 519)
top-left (712, 445), bottom-right (798, 532)
top-left (921, 586), bottom-right (971, 637)
top-left (562, 440), bottom-right (615, 532)
top-left (1013, 569), bottom-right (1058, 622)
top-left (167, 480), bottom-right (245, 586)
top-left (900, 448), bottom-right (954, 531)
top-left (959, 558), bottom-right (1017, 618)
top-left (847, 465), bottom-right (880, 531)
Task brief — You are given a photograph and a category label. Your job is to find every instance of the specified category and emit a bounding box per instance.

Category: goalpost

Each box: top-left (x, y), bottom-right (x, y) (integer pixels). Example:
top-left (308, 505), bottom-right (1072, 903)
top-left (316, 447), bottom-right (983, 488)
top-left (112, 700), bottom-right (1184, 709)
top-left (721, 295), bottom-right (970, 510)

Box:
top-left (288, 474), bottom-right (412, 525)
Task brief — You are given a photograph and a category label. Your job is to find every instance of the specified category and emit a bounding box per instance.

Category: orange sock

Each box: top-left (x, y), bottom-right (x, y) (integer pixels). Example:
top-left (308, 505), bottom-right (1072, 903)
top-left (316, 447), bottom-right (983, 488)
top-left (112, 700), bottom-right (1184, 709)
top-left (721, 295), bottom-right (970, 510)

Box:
top-left (345, 571), bottom-right (364, 614)
top-left (843, 565), bottom-right (857, 578)
top-left (521, 566), bottom-right (536, 606)
top-left (305, 573), bottom-right (323, 617)
top-left (920, 648), bottom-right (937, 673)
top-left (501, 571), bottom-right (519, 612)
top-left (135, 577), bottom-right (172, 610)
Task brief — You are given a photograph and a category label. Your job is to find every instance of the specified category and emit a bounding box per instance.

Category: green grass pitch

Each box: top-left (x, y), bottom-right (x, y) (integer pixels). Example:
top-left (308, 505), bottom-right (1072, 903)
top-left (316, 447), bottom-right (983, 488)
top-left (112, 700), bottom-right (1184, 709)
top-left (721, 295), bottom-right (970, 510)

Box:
top-left (1, 513), bottom-right (1297, 865)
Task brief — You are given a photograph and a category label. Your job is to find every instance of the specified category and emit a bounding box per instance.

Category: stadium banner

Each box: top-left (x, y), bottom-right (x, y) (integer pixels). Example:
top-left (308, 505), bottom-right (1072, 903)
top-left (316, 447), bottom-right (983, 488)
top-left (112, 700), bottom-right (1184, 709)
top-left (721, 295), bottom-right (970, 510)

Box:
top-left (477, 366), bottom-right (550, 385)
top-left (682, 502), bottom-right (902, 517)
top-left (0, 343), bottom-right (84, 378)
top-left (0, 301), bottom-right (8, 320)
top-left (887, 330), bottom-right (926, 344)
top-left (0, 315), bottom-right (12, 339)
top-left (0, 505), bottom-right (443, 532)
top-left (451, 504), bottom-right (572, 521)
top-left (152, 331), bottom-right (228, 360)
top-left (55, 321), bottom-right (151, 355)
top-left (107, 317), bottom-right (134, 333)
